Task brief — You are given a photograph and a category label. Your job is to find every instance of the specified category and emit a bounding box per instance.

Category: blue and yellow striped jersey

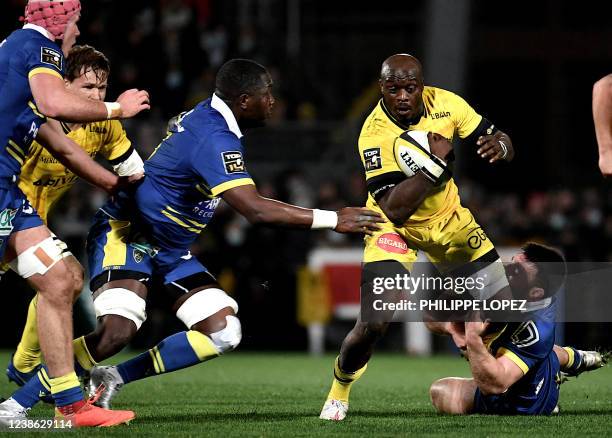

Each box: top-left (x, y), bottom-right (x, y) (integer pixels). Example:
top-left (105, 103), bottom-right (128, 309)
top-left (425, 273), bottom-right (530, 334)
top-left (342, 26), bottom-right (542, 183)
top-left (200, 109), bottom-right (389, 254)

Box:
top-left (105, 94), bottom-right (254, 254)
top-left (0, 26), bottom-right (65, 182)
top-left (485, 301), bottom-right (560, 414)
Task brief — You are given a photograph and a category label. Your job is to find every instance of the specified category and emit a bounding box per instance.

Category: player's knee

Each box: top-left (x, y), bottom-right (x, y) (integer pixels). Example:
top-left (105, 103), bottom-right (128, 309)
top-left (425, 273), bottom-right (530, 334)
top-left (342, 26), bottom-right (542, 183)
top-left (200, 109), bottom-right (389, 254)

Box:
top-left (205, 315), bottom-right (242, 354)
top-left (363, 321), bottom-right (388, 339)
top-left (93, 287), bottom-right (147, 331)
top-left (176, 288), bottom-right (241, 354)
top-left (67, 260), bottom-right (84, 298)
top-left (93, 315), bottom-right (138, 357)
top-left (429, 379), bottom-right (448, 412)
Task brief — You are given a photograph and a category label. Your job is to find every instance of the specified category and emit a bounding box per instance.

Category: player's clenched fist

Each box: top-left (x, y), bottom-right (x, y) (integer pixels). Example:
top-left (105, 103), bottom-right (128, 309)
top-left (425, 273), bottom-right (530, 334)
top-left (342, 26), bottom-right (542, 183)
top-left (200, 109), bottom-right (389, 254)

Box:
top-left (335, 207), bottom-right (385, 235)
top-left (115, 89), bottom-right (151, 118)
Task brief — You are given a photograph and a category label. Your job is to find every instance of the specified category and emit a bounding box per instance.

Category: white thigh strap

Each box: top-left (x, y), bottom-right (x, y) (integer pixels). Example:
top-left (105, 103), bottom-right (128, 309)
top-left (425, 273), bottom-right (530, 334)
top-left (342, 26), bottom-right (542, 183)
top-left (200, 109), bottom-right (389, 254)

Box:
top-left (9, 236), bottom-right (67, 278)
top-left (94, 287), bottom-right (147, 330)
top-left (176, 288), bottom-right (238, 329)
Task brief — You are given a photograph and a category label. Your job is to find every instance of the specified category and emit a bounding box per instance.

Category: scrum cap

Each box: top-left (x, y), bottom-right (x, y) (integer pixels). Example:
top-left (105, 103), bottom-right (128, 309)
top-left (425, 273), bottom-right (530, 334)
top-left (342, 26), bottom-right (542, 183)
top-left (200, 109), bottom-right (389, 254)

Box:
top-left (23, 0), bottom-right (81, 40)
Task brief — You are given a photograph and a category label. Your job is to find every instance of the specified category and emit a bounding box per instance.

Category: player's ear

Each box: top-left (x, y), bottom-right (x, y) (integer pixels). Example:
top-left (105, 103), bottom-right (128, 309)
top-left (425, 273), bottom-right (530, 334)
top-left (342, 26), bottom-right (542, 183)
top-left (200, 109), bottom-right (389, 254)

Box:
top-left (378, 79), bottom-right (384, 94)
top-left (527, 287), bottom-right (545, 301)
top-left (238, 93), bottom-right (250, 110)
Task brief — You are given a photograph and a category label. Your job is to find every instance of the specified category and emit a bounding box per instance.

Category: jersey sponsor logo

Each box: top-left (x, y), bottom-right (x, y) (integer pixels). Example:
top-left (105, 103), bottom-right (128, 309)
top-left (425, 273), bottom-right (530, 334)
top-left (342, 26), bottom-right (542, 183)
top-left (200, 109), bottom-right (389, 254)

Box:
top-left (222, 151), bottom-right (246, 174)
top-left (376, 233), bottom-right (409, 254)
top-left (363, 147), bottom-right (382, 172)
top-left (32, 175), bottom-right (78, 188)
top-left (429, 111), bottom-right (451, 120)
top-left (0, 208), bottom-right (18, 237)
top-left (467, 227), bottom-right (488, 249)
top-left (89, 125), bottom-right (108, 134)
top-left (40, 47), bottom-right (62, 70)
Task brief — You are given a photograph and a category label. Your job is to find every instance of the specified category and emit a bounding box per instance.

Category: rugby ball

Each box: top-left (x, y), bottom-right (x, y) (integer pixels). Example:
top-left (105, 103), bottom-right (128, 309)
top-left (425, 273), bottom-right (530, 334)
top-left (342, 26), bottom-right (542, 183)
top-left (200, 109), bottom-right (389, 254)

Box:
top-left (393, 130), bottom-right (432, 178)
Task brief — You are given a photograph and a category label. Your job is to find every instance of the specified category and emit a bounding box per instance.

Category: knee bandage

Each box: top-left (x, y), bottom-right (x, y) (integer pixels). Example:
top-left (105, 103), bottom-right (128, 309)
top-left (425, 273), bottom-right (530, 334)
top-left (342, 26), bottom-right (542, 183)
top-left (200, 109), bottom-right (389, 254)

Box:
top-left (209, 315), bottom-right (242, 354)
top-left (93, 287), bottom-right (147, 330)
top-left (9, 236), bottom-right (70, 278)
top-left (175, 288), bottom-right (239, 329)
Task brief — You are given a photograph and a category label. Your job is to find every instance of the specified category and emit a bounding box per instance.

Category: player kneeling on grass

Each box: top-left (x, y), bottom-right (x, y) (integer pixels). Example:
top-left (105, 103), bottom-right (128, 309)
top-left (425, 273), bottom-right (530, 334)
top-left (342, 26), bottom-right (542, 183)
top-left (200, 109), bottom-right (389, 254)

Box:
top-left (0, 58), bottom-right (384, 412)
top-left (429, 243), bottom-right (607, 415)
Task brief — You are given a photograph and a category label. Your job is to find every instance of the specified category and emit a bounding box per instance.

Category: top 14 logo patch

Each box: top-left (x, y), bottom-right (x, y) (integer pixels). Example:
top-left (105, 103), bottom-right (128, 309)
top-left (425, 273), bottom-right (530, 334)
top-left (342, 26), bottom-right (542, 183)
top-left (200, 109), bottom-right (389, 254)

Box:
top-left (222, 151), bottom-right (246, 174)
top-left (41, 47), bottom-right (62, 70)
top-left (363, 148), bottom-right (382, 172)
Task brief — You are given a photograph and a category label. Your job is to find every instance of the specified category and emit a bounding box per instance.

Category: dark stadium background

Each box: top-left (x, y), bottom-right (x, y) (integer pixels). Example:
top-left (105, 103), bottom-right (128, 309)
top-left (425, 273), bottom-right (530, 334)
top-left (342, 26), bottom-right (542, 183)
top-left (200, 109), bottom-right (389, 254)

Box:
top-left (0, 0), bottom-right (610, 352)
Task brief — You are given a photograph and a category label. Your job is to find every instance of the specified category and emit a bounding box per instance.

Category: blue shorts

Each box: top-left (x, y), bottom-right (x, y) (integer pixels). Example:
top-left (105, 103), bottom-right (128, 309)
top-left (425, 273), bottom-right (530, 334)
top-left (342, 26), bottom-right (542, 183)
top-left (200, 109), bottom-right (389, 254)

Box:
top-left (473, 371), bottom-right (560, 415)
top-left (0, 183), bottom-right (44, 260)
top-left (86, 209), bottom-right (215, 297)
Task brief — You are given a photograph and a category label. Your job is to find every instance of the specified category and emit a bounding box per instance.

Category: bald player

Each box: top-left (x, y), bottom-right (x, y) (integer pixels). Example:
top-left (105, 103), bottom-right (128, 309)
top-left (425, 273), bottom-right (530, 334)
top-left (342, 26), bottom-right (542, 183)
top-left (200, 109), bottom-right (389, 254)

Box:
top-left (320, 54), bottom-right (516, 421)
top-left (0, 0), bottom-right (148, 426)
top-left (593, 74), bottom-right (612, 177)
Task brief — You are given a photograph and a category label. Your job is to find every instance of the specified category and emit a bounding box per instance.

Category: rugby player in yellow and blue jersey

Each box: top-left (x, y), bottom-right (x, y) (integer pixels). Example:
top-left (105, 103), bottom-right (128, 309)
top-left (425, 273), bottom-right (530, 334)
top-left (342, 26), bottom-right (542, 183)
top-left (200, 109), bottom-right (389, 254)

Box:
top-left (0, 0), bottom-right (149, 426)
top-left (320, 54), bottom-right (604, 421)
top-left (5, 58), bottom-right (383, 410)
top-left (5, 45), bottom-right (144, 394)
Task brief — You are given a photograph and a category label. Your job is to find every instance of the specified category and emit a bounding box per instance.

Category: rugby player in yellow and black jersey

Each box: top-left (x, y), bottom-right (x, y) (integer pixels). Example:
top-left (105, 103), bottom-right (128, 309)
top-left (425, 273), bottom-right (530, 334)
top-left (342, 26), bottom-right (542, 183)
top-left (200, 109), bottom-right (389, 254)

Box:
top-left (320, 54), bottom-right (517, 421)
top-left (7, 45), bottom-right (144, 386)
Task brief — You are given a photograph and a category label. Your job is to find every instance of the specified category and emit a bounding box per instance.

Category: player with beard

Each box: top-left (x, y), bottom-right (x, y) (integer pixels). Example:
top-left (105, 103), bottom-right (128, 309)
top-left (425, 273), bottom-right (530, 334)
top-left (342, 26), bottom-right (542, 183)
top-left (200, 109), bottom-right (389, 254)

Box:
top-left (430, 243), bottom-right (606, 415)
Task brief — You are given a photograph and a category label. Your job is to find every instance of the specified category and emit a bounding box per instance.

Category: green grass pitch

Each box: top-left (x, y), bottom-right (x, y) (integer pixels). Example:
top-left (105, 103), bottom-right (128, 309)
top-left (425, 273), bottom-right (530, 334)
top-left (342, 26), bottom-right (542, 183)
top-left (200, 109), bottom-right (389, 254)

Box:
top-left (0, 351), bottom-right (610, 436)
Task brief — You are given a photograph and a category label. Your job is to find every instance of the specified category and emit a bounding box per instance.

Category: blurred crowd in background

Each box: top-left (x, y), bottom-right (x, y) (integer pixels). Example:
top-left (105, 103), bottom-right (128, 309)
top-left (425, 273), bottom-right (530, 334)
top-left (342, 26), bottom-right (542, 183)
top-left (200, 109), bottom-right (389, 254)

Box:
top-left (1, 0), bottom-right (611, 350)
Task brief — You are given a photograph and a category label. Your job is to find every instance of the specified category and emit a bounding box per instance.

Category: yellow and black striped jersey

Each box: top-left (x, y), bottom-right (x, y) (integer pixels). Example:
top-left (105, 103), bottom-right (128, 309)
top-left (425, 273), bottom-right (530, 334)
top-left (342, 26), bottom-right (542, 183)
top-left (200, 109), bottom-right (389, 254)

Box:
top-left (358, 86), bottom-right (488, 226)
top-left (18, 119), bottom-right (132, 223)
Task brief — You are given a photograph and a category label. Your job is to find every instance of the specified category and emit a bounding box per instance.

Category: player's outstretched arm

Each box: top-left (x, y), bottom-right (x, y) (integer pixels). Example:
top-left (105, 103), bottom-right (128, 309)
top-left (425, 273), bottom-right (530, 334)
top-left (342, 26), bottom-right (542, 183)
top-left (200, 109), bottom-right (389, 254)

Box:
top-left (222, 184), bottom-right (384, 234)
top-left (29, 73), bottom-right (150, 122)
top-left (465, 318), bottom-right (524, 395)
top-left (36, 120), bottom-right (121, 194)
top-left (593, 74), bottom-right (612, 177)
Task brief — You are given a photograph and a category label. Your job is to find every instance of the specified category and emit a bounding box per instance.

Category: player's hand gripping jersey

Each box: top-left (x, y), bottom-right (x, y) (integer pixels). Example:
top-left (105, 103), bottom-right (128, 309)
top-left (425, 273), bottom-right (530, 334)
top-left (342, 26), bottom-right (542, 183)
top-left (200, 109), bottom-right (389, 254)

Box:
top-left (476, 302), bottom-right (561, 415)
top-left (88, 94), bottom-right (255, 286)
top-left (19, 120), bottom-right (133, 223)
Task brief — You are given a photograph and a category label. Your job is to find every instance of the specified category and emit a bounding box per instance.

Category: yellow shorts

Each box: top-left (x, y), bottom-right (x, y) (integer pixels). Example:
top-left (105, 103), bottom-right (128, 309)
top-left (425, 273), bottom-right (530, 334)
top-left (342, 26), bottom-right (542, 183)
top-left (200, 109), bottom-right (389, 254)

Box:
top-left (363, 205), bottom-right (496, 273)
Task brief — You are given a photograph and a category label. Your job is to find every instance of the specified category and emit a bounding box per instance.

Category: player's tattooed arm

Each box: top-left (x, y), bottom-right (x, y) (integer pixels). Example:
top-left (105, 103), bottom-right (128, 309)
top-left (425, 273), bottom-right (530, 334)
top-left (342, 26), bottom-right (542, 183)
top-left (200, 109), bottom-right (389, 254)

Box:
top-left (222, 184), bottom-right (384, 234)
top-left (476, 130), bottom-right (514, 163)
top-left (593, 74), bottom-right (612, 177)
top-left (36, 119), bottom-right (120, 194)
top-left (378, 135), bottom-right (453, 225)
top-left (465, 317), bottom-right (524, 395)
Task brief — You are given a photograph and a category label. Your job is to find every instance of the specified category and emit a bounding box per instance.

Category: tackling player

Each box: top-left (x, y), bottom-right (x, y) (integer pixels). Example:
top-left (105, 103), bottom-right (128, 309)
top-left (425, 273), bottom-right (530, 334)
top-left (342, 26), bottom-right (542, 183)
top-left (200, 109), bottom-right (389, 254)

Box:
top-left (319, 53), bottom-right (519, 421)
top-left (1, 58), bottom-right (383, 412)
top-left (0, 0), bottom-right (148, 426)
top-left (4, 44), bottom-right (144, 393)
top-left (430, 243), bottom-right (606, 415)
top-left (593, 74), bottom-right (612, 177)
